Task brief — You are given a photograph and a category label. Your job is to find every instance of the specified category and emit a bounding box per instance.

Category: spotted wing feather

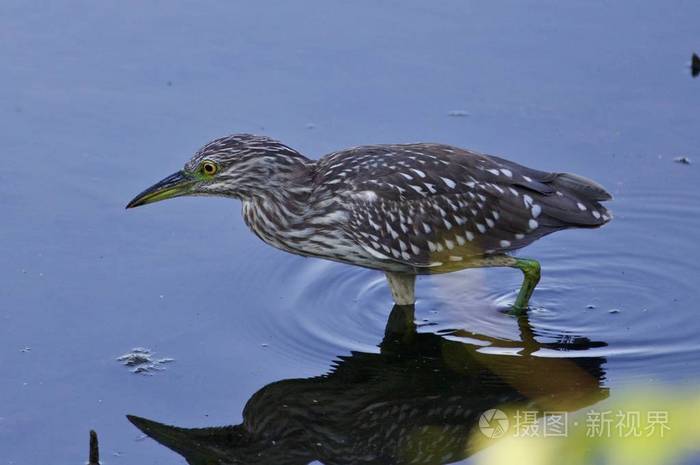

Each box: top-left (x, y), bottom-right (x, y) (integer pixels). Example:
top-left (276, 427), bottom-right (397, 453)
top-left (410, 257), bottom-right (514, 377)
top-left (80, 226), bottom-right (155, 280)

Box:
top-left (313, 144), bottom-right (611, 271)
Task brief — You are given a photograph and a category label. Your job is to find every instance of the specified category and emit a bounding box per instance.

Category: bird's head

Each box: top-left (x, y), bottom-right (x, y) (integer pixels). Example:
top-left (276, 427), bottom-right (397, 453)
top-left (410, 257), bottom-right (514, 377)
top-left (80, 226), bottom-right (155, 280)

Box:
top-left (126, 134), bottom-right (309, 209)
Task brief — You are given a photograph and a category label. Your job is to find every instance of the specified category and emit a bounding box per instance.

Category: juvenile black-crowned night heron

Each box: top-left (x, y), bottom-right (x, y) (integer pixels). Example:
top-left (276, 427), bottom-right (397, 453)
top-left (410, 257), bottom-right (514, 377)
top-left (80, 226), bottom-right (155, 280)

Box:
top-left (127, 134), bottom-right (612, 310)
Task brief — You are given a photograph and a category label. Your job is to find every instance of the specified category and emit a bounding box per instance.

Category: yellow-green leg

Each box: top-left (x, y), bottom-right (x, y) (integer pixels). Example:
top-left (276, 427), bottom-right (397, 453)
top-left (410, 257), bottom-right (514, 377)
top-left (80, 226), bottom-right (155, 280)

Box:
top-left (510, 258), bottom-right (541, 313)
top-left (448, 255), bottom-right (541, 313)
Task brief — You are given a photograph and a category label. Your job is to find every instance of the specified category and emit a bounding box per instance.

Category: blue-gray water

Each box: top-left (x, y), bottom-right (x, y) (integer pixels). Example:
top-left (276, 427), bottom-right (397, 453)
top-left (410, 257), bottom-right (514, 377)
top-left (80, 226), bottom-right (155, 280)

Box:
top-left (1, 1), bottom-right (699, 464)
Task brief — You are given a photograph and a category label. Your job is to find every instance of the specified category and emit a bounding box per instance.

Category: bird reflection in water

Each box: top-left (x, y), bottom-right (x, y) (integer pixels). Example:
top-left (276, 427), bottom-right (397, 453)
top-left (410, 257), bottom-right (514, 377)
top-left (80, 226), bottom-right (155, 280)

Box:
top-left (129, 305), bottom-right (608, 465)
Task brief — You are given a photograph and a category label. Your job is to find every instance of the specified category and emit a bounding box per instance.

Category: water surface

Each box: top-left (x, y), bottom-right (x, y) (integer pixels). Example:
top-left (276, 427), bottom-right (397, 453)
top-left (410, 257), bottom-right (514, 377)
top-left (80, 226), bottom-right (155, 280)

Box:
top-left (1, 1), bottom-right (699, 464)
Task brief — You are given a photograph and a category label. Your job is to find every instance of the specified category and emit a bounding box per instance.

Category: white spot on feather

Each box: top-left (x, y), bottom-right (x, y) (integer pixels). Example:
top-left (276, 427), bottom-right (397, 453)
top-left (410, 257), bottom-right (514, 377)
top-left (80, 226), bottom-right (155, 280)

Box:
top-left (362, 244), bottom-right (390, 260)
top-left (440, 177), bottom-right (456, 189)
top-left (577, 202), bottom-right (587, 211)
top-left (528, 219), bottom-right (539, 230)
top-left (500, 169), bottom-right (513, 177)
top-left (531, 204), bottom-right (542, 218)
top-left (355, 191), bottom-right (378, 202)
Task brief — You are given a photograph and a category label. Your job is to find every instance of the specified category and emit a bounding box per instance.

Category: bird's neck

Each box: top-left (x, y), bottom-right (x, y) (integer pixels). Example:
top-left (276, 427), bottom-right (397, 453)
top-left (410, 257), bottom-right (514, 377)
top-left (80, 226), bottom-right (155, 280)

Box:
top-left (241, 162), bottom-right (319, 251)
top-left (245, 184), bottom-right (313, 225)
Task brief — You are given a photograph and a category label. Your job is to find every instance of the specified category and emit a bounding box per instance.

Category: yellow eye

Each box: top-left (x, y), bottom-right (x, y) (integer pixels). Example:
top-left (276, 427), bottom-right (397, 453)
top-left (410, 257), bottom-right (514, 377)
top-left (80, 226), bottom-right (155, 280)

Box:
top-left (200, 160), bottom-right (218, 176)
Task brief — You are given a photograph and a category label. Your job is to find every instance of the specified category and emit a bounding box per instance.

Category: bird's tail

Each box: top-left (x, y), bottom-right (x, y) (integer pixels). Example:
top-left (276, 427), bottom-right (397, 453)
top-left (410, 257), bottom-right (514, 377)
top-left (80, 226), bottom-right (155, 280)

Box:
top-left (537, 173), bottom-right (613, 229)
top-left (554, 173), bottom-right (611, 201)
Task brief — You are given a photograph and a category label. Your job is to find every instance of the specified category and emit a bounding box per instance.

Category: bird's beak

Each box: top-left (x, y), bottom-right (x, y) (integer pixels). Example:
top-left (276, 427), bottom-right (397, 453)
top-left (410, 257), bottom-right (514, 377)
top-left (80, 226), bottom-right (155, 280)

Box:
top-left (126, 171), bottom-right (196, 209)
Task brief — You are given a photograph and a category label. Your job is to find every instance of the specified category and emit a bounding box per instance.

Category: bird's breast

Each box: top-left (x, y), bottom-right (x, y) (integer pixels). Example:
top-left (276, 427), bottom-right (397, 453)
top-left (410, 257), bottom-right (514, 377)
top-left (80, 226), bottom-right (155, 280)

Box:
top-left (241, 199), bottom-right (370, 265)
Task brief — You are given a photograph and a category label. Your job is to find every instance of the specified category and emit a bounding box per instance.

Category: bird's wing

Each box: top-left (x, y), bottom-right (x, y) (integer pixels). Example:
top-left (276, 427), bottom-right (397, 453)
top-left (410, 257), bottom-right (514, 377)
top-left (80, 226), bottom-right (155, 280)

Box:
top-left (313, 144), bottom-right (611, 269)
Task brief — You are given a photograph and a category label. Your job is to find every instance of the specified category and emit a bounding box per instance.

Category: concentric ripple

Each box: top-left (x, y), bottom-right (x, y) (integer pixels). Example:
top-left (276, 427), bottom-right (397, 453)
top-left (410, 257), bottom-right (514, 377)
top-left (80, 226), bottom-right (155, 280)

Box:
top-left (246, 187), bottom-right (700, 383)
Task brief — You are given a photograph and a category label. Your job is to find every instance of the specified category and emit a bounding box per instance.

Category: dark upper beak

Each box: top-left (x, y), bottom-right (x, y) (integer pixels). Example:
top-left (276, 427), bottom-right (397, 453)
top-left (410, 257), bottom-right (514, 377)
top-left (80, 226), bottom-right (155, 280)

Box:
top-left (126, 171), bottom-right (196, 209)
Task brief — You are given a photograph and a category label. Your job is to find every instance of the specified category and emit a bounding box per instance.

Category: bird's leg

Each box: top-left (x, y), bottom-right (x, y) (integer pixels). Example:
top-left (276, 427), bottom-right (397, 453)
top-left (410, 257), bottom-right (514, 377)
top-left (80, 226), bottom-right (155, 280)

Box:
top-left (510, 258), bottom-right (541, 313)
top-left (384, 272), bottom-right (416, 306)
top-left (383, 304), bottom-right (417, 346)
top-left (459, 255), bottom-right (541, 313)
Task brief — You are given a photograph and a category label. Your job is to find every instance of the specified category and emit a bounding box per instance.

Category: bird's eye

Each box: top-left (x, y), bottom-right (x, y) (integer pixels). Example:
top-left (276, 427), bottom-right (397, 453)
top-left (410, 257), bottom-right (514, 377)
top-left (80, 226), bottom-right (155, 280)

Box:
top-left (200, 160), bottom-right (218, 176)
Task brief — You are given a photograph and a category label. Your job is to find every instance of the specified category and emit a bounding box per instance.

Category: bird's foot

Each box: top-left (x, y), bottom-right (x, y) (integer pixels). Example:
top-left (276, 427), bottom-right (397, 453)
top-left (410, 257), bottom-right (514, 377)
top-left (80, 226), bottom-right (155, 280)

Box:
top-left (510, 258), bottom-right (541, 313)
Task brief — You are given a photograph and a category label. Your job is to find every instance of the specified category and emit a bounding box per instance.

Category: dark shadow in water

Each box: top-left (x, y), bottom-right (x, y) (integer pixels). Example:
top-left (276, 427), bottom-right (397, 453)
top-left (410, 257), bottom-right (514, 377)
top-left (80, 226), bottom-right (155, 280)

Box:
top-left (128, 305), bottom-right (608, 465)
top-left (692, 53), bottom-right (700, 77)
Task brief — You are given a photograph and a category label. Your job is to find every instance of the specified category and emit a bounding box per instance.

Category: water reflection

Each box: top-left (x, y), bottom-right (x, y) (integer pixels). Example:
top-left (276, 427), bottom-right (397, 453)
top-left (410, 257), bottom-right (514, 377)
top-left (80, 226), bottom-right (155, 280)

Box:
top-left (128, 305), bottom-right (608, 465)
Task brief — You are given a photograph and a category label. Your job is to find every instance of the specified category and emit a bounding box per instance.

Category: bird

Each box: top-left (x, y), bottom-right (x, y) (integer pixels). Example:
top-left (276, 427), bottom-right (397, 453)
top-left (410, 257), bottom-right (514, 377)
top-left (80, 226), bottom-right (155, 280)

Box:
top-left (127, 305), bottom-right (608, 465)
top-left (126, 134), bottom-right (612, 310)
